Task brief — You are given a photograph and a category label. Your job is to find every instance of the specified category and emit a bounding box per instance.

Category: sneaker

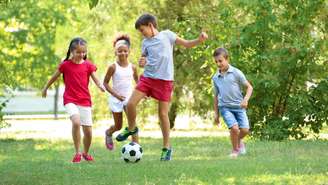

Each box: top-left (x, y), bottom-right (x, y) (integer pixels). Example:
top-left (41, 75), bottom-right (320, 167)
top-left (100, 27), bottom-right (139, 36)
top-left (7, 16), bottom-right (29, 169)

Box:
top-left (160, 148), bottom-right (172, 161)
top-left (229, 150), bottom-right (239, 158)
top-left (105, 130), bottom-right (114, 150)
top-left (82, 153), bottom-right (94, 162)
top-left (72, 153), bottom-right (82, 163)
top-left (116, 127), bottom-right (139, 142)
top-left (239, 142), bottom-right (246, 155)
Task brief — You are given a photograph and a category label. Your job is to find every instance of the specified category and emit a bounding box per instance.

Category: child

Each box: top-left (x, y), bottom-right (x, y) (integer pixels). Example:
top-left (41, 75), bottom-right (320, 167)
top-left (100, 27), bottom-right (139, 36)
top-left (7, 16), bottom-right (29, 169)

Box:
top-left (212, 47), bottom-right (253, 158)
top-left (103, 34), bottom-right (138, 150)
top-left (42, 37), bottom-right (105, 163)
top-left (116, 13), bottom-right (208, 161)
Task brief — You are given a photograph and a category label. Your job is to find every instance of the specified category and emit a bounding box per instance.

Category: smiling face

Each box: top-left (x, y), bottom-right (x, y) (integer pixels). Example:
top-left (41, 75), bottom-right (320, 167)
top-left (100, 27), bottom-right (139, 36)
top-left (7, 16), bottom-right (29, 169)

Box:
top-left (214, 54), bottom-right (229, 72)
top-left (115, 45), bottom-right (129, 61)
top-left (71, 44), bottom-right (87, 61)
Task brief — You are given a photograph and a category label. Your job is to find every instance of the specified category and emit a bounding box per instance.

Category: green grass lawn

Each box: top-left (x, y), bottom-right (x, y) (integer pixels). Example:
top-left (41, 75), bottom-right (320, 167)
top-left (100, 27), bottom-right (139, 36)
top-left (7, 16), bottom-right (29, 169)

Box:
top-left (0, 137), bottom-right (327, 185)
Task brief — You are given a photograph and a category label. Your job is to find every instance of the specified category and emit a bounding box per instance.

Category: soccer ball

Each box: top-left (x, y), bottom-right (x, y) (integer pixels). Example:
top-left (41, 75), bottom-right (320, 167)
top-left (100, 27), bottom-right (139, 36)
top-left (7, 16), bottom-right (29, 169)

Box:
top-left (121, 142), bottom-right (143, 163)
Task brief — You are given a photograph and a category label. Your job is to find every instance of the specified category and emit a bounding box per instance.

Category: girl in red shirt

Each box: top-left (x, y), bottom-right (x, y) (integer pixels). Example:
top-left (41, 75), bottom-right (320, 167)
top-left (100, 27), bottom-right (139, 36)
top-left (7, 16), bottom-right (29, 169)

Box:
top-left (42, 37), bottom-right (104, 163)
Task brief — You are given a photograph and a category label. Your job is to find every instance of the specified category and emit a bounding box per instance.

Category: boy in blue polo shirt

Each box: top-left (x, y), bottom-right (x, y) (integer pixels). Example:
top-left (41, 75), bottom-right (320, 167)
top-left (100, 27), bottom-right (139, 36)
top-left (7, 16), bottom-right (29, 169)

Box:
top-left (212, 48), bottom-right (253, 158)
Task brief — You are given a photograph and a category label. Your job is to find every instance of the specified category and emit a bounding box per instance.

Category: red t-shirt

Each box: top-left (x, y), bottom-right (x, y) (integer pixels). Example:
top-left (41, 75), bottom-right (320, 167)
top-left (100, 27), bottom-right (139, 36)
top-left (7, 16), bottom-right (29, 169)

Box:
top-left (58, 59), bottom-right (97, 106)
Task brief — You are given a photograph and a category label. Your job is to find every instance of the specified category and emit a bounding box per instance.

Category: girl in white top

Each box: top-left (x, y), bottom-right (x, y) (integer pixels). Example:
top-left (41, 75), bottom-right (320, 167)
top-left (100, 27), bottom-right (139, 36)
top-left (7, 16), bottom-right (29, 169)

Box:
top-left (103, 34), bottom-right (138, 150)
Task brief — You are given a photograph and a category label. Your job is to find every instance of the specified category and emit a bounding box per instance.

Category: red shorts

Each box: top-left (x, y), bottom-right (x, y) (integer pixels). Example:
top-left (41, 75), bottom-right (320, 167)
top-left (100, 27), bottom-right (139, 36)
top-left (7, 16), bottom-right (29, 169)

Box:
top-left (136, 75), bottom-right (174, 102)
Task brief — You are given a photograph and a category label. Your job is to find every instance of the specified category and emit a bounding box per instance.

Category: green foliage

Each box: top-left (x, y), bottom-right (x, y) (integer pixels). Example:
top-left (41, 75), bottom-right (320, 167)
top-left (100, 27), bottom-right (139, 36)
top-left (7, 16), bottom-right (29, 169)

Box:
top-left (1, 0), bottom-right (327, 139)
top-left (0, 1), bottom-right (71, 89)
top-left (230, 0), bottom-right (328, 140)
top-left (153, 0), bottom-right (328, 140)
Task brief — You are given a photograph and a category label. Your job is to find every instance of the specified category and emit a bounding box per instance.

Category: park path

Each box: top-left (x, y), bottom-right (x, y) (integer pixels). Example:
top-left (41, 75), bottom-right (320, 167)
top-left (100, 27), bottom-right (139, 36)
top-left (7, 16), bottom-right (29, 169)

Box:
top-left (0, 118), bottom-right (229, 140)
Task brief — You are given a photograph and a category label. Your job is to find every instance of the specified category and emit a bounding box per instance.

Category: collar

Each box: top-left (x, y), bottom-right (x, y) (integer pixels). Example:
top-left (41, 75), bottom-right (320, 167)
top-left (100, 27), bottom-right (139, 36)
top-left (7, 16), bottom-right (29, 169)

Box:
top-left (218, 65), bottom-right (233, 77)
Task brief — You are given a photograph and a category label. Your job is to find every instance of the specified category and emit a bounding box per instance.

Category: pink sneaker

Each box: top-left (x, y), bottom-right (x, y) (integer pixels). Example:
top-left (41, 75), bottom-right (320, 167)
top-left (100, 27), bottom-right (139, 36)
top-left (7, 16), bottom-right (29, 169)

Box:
top-left (82, 153), bottom-right (94, 162)
top-left (105, 131), bottom-right (114, 150)
top-left (72, 153), bottom-right (82, 163)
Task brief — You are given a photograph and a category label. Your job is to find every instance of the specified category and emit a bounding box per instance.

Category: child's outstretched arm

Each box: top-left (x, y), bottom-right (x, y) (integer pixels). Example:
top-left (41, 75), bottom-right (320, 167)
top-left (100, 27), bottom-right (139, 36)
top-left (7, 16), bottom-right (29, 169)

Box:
top-left (91, 72), bottom-right (105, 92)
top-left (175, 31), bottom-right (208, 48)
top-left (241, 81), bottom-right (253, 109)
top-left (103, 64), bottom-right (125, 101)
top-left (42, 70), bottom-right (61, 98)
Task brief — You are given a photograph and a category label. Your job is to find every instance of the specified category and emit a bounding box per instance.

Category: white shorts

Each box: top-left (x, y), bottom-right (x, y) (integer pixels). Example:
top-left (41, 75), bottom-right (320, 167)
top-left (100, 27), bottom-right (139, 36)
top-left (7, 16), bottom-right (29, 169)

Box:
top-left (64, 103), bottom-right (93, 126)
top-left (108, 95), bottom-right (130, 113)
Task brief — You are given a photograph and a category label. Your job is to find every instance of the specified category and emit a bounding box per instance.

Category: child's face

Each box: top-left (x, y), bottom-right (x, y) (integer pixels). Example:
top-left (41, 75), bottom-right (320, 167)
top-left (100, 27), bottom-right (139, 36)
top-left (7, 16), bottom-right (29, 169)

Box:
top-left (115, 45), bottom-right (129, 60)
top-left (214, 54), bottom-right (229, 70)
top-left (71, 45), bottom-right (87, 60)
top-left (138, 24), bottom-right (153, 38)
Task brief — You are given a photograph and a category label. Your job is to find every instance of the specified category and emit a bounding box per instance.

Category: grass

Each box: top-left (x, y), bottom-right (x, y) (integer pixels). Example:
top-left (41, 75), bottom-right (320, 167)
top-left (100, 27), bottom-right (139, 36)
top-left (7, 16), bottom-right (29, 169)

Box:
top-left (0, 137), bottom-right (328, 185)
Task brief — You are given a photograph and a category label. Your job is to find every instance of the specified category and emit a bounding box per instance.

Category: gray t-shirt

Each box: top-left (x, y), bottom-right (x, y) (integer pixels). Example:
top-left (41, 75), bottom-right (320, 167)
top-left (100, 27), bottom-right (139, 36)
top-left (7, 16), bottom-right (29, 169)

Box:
top-left (212, 65), bottom-right (248, 108)
top-left (142, 30), bottom-right (177, 81)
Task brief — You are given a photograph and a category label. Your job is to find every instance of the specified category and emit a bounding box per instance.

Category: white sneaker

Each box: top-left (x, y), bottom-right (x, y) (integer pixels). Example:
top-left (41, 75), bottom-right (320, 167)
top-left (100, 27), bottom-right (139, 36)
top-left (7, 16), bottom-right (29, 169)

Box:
top-left (239, 142), bottom-right (246, 155)
top-left (229, 150), bottom-right (239, 158)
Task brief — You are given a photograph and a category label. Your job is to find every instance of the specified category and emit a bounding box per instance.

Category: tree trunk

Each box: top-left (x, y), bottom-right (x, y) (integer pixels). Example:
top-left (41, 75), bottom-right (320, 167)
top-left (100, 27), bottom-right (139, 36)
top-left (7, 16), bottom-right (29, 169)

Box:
top-left (54, 84), bottom-right (59, 120)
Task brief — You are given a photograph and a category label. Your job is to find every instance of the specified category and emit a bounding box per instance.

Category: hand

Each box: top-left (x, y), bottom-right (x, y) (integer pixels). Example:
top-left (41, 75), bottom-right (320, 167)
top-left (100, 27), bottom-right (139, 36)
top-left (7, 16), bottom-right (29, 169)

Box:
top-left (41, 88), bottom-right (47, 98)
top-left (139, 57), bottom-right (146, 67)
top-left (241, 99), bottom-right (248, 109)
top-left (198, 32), bottom-right (208, 43)
top-left (214, 114), bottom-right (220, 127)
top-left (116, 95), bottom-right (126, 102)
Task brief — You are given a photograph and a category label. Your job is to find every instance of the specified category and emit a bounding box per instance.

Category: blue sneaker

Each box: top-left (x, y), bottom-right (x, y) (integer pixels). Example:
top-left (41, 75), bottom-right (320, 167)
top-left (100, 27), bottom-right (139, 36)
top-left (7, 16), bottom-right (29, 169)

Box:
top-left (160, 148), bottom-right (172, 161)
top-left (116, 127), bottom-right (139, 142)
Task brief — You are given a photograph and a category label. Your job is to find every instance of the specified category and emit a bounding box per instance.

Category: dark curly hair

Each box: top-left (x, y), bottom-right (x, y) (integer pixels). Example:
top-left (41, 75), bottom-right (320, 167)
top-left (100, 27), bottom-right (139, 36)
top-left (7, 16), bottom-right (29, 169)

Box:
top-left (113, 34), bottom-right (131, 48)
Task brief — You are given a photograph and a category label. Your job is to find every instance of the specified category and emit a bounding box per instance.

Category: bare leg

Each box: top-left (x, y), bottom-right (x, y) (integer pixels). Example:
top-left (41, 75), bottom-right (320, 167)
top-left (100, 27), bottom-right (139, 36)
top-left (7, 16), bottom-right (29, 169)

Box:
top-left (126, 89), bottom-right (146, 132)
top-left (82, 125), bottom-right (92, 154)
top-left (230, 125), bottom-right (240, 151)
top-left (70, 115), bottom-right (81, 154)
top-left (158, 101), bottom-right (170, 149)
top-left (123, 107), bottom-right (139, 143)
top-left (239, 128), bottom-right (249, 144)
top-left (107, 112), bottom-right (123, 135)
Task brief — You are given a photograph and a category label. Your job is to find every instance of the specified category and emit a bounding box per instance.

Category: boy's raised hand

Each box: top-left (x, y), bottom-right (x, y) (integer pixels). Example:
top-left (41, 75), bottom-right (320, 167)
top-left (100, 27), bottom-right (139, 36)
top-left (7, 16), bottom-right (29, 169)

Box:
top-left (198, 31), bottom-right (208, 42)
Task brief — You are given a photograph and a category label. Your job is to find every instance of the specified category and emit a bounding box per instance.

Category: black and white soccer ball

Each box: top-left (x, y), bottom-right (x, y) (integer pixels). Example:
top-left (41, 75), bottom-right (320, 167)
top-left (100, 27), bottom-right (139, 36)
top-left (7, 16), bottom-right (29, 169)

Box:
top-left (121, 142), bottom-right (143, 163)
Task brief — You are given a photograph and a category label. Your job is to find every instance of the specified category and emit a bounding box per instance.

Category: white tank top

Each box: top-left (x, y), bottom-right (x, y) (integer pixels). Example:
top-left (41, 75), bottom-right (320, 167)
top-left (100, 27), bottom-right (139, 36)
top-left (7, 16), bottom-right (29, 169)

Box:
top-left (112, 62), bottom-right (134, 97)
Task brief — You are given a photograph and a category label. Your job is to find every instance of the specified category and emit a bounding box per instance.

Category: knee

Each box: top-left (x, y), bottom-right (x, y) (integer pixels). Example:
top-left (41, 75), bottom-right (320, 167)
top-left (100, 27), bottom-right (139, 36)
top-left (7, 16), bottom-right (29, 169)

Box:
top-left (127, 101), bottom-right (136, 110)
top-left (84, 128), bottom-right (92, 137)
top-left (72, 122), bottom-right (80, 128)
top-left (158, 111), bottom-right (168, 120)
top-left (230, 125), bottom-right (239, 133)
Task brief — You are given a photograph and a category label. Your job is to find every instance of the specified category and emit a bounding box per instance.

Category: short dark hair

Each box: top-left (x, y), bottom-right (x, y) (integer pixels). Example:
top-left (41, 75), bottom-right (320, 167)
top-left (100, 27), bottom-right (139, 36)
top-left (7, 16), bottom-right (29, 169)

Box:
top-left (135, 13), bottom-right (157, 29)
top-left (213, 47), bottom-right (229, 59)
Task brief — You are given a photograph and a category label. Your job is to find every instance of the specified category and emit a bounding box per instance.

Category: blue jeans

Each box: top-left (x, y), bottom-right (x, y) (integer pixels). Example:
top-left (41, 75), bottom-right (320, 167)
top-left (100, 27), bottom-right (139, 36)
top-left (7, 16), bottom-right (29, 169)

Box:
top-left (219, 107), bottom-right (249, 129)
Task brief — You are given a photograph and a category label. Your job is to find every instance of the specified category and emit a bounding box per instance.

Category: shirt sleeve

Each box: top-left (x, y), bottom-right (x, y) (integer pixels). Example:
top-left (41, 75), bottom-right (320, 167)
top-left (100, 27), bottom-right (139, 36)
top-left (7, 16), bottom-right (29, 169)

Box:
top-left (164, 30), bottom-right (177, 45)
top-left (212, 78), bottom-right (219, 96)
top-left (236, 69), bottom-right (247, 86)
top-left (141, 40), bottom-right (148, 56)
top-left (88, 61), bottom-right (97, 74)
top-left (58, 61), bottom-right (65, 73)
